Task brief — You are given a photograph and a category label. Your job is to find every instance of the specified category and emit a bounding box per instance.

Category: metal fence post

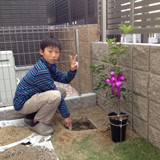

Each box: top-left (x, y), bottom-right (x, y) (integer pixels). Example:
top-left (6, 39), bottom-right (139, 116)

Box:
top-left (75, 29), bottom-right (81, 96)
top-left (101, 0), bottom-right (106, 42)
top-left (130, 0), bottom-right (134, 27)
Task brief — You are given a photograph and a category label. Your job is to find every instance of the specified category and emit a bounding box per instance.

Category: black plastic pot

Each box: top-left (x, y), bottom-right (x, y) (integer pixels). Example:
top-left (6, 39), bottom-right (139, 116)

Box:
top-left (108, 112), bottom-right (128, 143)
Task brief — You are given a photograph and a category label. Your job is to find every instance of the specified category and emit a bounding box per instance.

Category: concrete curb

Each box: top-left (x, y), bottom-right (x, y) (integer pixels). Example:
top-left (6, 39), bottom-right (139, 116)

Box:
top-left (0, 93), bottom-right (97, 121)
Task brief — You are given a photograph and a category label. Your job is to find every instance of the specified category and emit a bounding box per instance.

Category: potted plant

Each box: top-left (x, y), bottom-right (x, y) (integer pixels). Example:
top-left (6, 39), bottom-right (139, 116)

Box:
top-left (88, 22), bottom-right (137, 142)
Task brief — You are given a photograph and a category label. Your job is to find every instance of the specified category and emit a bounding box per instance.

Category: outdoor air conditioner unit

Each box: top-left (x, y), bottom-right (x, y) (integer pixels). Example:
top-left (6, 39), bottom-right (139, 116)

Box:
top-left (0, 51), bottom-right (17, 107)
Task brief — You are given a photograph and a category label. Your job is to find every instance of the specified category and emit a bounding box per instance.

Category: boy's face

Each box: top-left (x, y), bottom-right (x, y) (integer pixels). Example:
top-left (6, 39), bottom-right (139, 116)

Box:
top-left (40, 46), bottom-right (60, 66)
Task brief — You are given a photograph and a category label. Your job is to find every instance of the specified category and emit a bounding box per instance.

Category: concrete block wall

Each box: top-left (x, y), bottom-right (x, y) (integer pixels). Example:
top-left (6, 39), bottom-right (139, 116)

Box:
top-left (91, 42), bottom-right (160, 149)
top-left (0, 93), bottom-right (97, 120)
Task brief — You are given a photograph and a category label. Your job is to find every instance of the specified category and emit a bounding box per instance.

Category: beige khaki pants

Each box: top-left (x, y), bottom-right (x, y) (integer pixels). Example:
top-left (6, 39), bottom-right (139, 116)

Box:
top-left (18, 87), bottom-right (66, 124)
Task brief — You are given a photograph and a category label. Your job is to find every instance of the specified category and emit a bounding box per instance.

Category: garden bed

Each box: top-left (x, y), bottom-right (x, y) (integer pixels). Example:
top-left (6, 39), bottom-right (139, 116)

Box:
top-left (0, 106), bottom-right (137, 160)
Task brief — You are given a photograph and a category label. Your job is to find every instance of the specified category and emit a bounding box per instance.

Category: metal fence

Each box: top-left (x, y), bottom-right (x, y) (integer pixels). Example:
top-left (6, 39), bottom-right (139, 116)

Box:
top-left (0, 0), bottom-right (97, 27)
top-left (46, 0), bottom-right (97, 25)
top-left (98, 0), bottom-right (160, 41)
top-left (0, 26), bottom-right (49, 67)
top-left (0, 25), bottom-right (79, 107)
top-left (0, 0), bottom-right (48, 27)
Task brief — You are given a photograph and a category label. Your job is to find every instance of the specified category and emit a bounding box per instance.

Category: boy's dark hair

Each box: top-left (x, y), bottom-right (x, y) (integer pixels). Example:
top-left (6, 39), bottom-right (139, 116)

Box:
top-left (40, 36), bottom-right (61, 52)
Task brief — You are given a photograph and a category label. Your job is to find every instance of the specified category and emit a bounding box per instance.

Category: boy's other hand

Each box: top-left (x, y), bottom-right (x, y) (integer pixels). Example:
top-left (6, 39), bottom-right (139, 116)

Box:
top-left (63, 116), bottom-right (72, 130)
top-left (70, 55), bottom-right (78, 71)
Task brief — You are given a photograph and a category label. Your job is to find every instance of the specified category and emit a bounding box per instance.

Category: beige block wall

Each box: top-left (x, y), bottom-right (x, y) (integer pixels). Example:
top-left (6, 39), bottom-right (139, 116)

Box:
top-left (50, 24), bottom-right (99, 94)
top-left (91, 42), bottom-right (160, 149)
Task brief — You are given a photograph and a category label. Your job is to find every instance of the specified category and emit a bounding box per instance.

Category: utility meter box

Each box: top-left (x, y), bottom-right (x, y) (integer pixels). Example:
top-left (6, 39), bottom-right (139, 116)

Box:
top-left (0, 51), bottom-right (17, 107)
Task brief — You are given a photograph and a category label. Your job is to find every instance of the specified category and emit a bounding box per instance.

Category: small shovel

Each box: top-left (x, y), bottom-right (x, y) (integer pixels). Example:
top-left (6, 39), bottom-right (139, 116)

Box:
top-left (0, 133), bottom-right (35, 152)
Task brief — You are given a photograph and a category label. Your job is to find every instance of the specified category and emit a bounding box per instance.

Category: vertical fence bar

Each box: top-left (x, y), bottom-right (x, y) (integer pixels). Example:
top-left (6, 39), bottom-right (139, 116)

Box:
top-left (101, 0), bottom-right (106, 42)
top-left (130, 0), bottom-right (134, 27)
top-left (97, 0), bottom-right (100, 33)
top-left (75, 29), bottom-right (81, 96)
top-left (67, 0), bottom-right (72, 25)
top-left (54, 0), bottom-right (57, 24)
top-left (94, 0), bottom-right (97, 23)
top-left (84, 0), bottom-right (89, 24)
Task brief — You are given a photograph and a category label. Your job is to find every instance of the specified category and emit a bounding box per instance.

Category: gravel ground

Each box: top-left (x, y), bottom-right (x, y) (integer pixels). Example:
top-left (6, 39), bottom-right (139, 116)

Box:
top-left (54, 82), bottom-right (78, 97)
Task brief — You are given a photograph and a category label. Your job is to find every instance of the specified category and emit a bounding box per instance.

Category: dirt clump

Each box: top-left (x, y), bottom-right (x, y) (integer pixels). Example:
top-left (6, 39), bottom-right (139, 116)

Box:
top-left (0, 145), bottom-right (56, 160)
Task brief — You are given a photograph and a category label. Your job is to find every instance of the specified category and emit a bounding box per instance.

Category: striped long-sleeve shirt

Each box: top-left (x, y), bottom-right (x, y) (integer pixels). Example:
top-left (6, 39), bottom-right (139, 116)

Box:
top-left (13, 57), bottom-right (77, 118)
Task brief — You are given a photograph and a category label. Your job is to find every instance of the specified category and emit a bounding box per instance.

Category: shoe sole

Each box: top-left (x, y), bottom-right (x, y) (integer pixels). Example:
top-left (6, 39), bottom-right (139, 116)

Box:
top-left (24, 118), bottom-right (32, 125)
top-left (29, 122), bottom-right (54, 136)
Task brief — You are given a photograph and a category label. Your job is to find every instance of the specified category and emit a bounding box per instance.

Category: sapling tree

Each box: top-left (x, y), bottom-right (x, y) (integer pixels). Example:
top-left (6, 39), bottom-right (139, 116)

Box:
top-left (88, 22), bottom-right (137, 115)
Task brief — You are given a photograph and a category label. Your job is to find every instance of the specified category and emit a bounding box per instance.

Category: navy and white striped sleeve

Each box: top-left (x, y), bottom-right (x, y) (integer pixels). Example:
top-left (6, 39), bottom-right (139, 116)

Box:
top-left (53, 68), bottom-right (77, 84)
top-left (35, 69), bottom-right (57, 91)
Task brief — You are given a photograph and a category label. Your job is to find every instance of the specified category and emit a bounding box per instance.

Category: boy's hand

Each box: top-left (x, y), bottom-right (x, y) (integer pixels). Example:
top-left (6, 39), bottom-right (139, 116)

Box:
top-left (63, 116), bottom-right (72, 130)
top-left (70, 55), bottom-right (78, 71)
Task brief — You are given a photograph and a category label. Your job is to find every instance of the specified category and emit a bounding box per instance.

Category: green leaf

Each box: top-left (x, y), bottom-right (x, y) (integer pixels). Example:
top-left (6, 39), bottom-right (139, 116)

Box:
top-left (109, 47), bottom-right (119, 55)
top-left (120, 88), bottom-right (126, 92)
top-left (102, 55), bottom-right (108, 60)
top-left (87, 64), bottom-right (97, 73)
top-left (121, 46), bottom-right (128, 49)
top-left (127, 90), bottom-right (131, 93)
top-left (99, 59), bottom-right (108, 63)
top-left (119, 25), bottom-right (128, 34)
top-left (110, 46), bottom-right (118, 50)
top-left (106, 38), bottom-right (116, 45)
top-left (120, 24), bottom-right (138, 34)
top-left (116, 43), bottom-right (122, 48)
top-left (93, 88), bottom-right (100, 91)
top-left (109, 52), bottom-right (116, 56)
top-left (123, 95), bottom-right (126, 101)
top-left (128, 26), bottom-right (138, 33)
top-left (110, 58), bottom-right (117, 66)
top-left (119, 50), bottom-right (130, 55)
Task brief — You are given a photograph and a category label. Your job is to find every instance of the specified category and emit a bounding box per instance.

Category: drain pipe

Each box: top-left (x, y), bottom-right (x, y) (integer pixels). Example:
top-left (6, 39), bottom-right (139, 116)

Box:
top-left (75, 29), bottom-right (81, 96)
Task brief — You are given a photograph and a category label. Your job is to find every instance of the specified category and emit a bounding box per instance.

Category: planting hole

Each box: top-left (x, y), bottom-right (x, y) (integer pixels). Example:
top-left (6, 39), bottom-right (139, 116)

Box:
top-left (71, 118), bottom-right (97, 131)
